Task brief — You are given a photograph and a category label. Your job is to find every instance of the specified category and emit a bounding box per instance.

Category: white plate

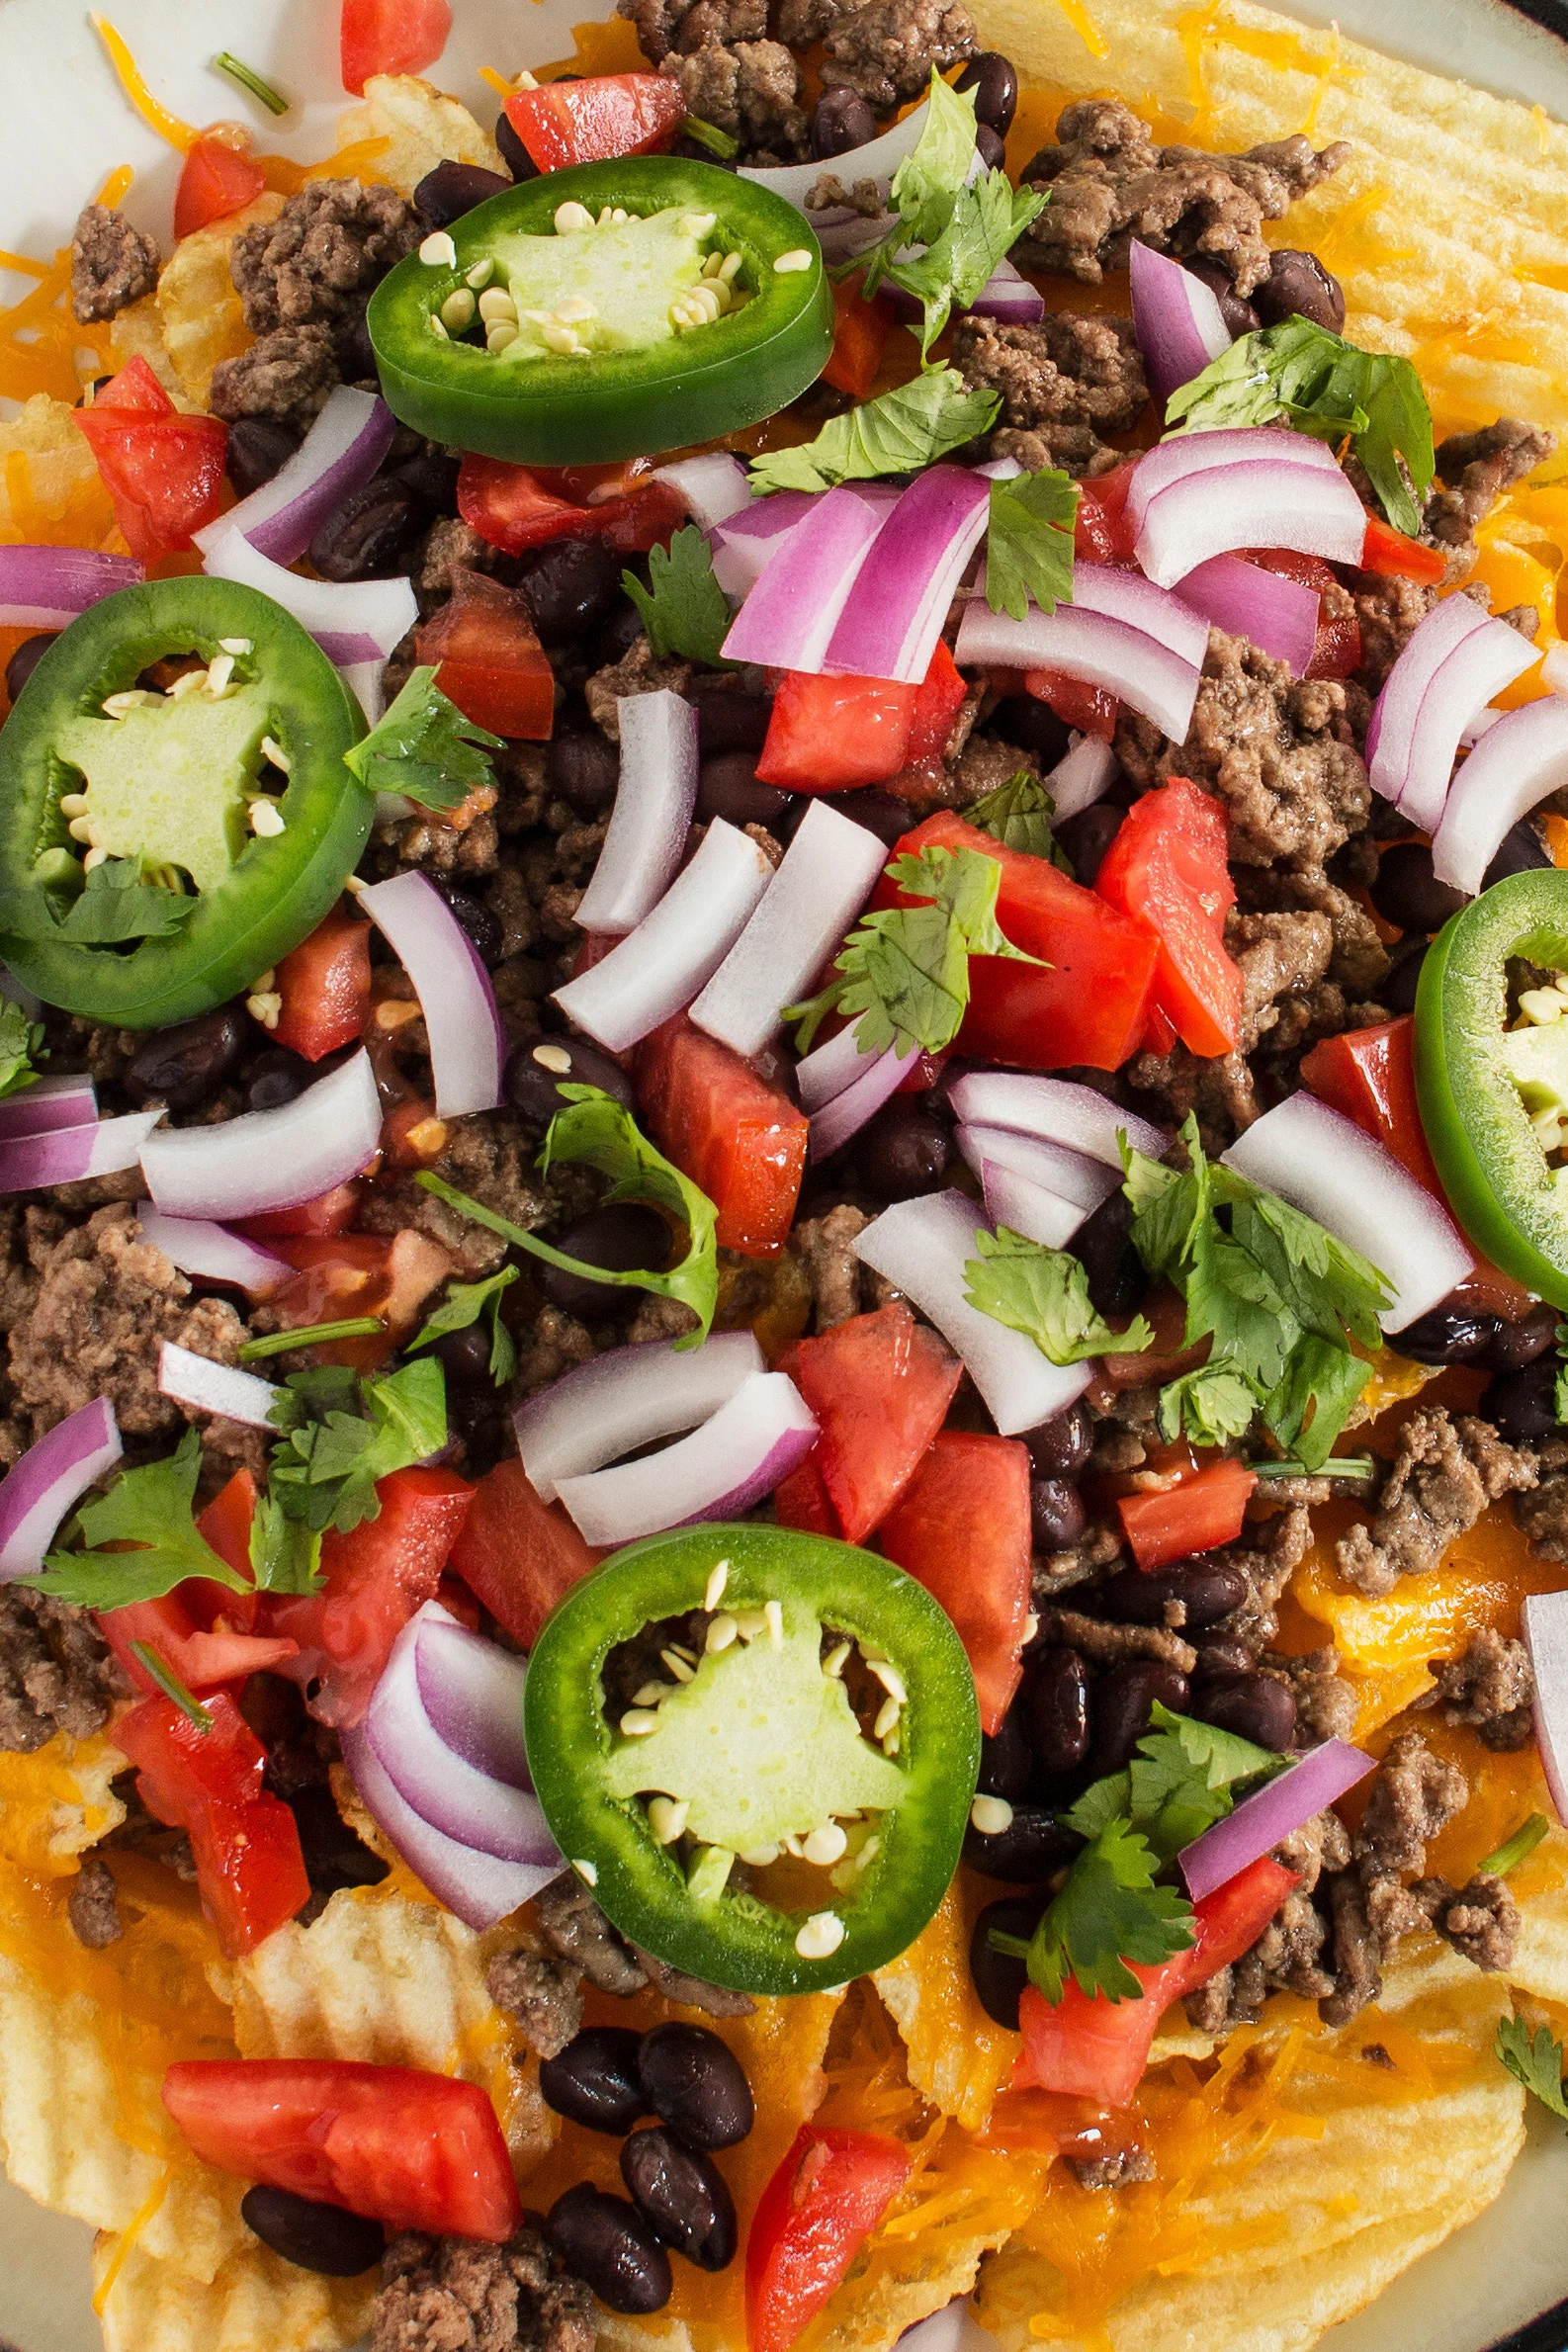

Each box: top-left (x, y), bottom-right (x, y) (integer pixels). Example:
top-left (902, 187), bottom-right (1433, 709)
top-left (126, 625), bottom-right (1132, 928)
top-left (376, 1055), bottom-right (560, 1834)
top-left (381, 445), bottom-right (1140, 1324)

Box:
top-left (3, 1), bottom-right (1568, 2347)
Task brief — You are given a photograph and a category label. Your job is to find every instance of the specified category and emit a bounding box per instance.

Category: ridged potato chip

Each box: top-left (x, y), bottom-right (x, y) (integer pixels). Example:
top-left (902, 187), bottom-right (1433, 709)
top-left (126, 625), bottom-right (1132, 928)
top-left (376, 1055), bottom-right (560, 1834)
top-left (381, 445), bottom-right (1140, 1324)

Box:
top-left (93, 2227), bottom-right (376, 2352)
top-left (335, 74), bottom-right (505, 197)
top-left (0, 394), bottom-right (116, 548)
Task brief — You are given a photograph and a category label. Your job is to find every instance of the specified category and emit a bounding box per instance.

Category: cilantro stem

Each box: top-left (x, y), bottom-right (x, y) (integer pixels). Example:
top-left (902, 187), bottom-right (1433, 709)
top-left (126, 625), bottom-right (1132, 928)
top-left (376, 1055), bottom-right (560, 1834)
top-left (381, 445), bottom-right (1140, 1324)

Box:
top-left (986, 1929), bottom-right (1033, 1959)
top-left (130, 1641), bottom-right (214, 1731)
top-left (1480, 1812), bottom-right (1550, 1877)
top-left (213, 51), bottom-right (289, 115)
top-left (1252, 1455), bottom-right (1376, 1480)
top-left (681, 113), bottom-right (739, 158)
top-left (416, 1170), bottom-right (671, 1288)
top-left (238, 1317), bottom-right (385, 1360)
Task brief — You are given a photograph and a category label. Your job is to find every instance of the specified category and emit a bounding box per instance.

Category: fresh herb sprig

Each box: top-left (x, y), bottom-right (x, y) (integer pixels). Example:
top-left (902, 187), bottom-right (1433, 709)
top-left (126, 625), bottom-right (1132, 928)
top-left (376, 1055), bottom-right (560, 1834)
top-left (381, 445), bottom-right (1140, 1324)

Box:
top-left (1497, 2015), bottom-right (1568, 2121)
top-left (964, 770), bottom-right (1069, 865)
top-left (965, 1226), bottom-right (1152, 1365)
top-left (266, 1356), bottom-right (448, 1535)
top-left (985, 469), bottom-right (1081, 619)
top-left (409, 1266), bottom-right (520, 1386)
top-left (0, 999), bottom-right (45, 1099)
top-left (623, 527), bottom-right (735, 666)
top-left (747, 369), bottom-right (1000, 496)
top-left (342, 665), bottom-right (502, 812)
top-left (0, 857), bottom-right (196, 946)
top-left (22, 1429), bottom-right (246, 1609)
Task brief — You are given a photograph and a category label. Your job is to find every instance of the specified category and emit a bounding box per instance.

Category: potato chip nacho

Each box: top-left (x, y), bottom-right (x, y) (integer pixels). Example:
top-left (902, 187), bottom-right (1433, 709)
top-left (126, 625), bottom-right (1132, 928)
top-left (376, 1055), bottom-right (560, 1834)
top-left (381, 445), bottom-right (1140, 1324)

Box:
top-left (13, 0), bottom-right (1568, 2347)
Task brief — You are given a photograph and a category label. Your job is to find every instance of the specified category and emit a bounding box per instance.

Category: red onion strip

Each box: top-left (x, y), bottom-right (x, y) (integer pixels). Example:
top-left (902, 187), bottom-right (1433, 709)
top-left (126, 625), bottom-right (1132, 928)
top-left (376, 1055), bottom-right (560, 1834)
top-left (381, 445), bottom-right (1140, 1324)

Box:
top-left (515, 1331), bottom-right (766, 1503)
top-left (964, 258), bottom-right (1045, 323)
top-left (366, 1604), bottom-right (558, 1864)
top-left (809, 1037), bottom-right (911, 1161)
top-left (1177, 554), bottom-right (1320, 677)
top-left (825, 467), bottom-right (992, 685)
top-left (709, 490), bottom-right (817, 598)
top-left (1129, 240), bottom-right (1233, 403)
top-left (1135, 459), bottom-right (1367, 589)
top-left (415, 1613), bottom-right (534, 1788)
top-left (0, 1072), bottom-right (98, 1140)
top-left (796, 1021), bottom-right (882, 1112)
top-left (980, 1161), bottom-right (1089, 1251)
top-left (948, 1071), bottom-right (1168, 1166)
top-left (139, 1049), bottom-right (382, 1221)
top-left (1524, 1590), bottom-right (1568, 1827)
top-left (574, 689), bottom-right (700, 937)
top-left (956, 1122), bottom-right (1120, 1213)
top-left (137, 1208), bottom-right (291, 1297)
top-left (342, 1719), bottom-right (559, 1931)
top-left (157, 1342), bottom-right (283, 1431)
top-left (0, 1107), bottom-right (162, 1192)
top-left (358, 871), bottom-right (505, 1119)
top-left (1074, 562), bottom-right (1211, 667)
top-left (1368, 598), bottom-right (1537, 831)
top-left (0, 1396), bottom-right (122, 1582)
top-left (1432, 694), bottom-right (1568, 896)
top-left (0, 544), bottom-right (142, 628)
top-left (953, 594), bottom-right (1201, 741)
top-left (203, 527), bottom-right (416, 659)
top-left (1045, 734), bottom-right (1118, 821)
top-left (193, 389), bottom-right (396, 566)
top-left (555, 1369), bottom-right (819, 1547)
top-left (1365, 591), bottom-right (1488, 810)
top-left (1126, 427), bottom-right (1340, 532)
top-left (652, 452), bottom-right (751, 530)
top-left (1178, 1739), bottom-right (1374, 1900)
top-left (721, 486), bottom-right (890, 672)
top-left (691, 800), bottom-right (888, 1057)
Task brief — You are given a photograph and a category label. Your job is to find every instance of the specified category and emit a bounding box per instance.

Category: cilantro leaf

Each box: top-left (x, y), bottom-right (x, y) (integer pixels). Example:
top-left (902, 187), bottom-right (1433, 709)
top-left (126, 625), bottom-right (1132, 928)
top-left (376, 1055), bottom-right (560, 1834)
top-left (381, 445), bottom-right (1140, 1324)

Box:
top-left (1496, 2015), bottom-right (1568, 2122)
top-left (342, 664), bottom-right (502, 812)
top-left (22, 1429), bottom-right (246, 1608)
top-left (0, 859), bottom-right (198, 947)
top-left (623, 526), bottom-right (736, 667)
top-left (965, 1226), bottom-right (1153, 1365)
top-left (747, 369), bottom-right (1000, 496)
top-left (879, 173), bottom-right (1049, 362)
top-left (884, 69), bottom-right (980, 248)
top-left (985, 468), bottom-right (1081, 620)
top-left (0, 998), bottom-right (45, 1099)
top-left (1156, 1363), bottom-right (1263, 1448)
top-left (1025, 1818), bottom-right (1196, 2003)
top-left (1068, 1702), bottom-right (1286, 1868)
top-left (417, 1086), bottom-right (720, 1347)
top-left (1165, 319), bottom-right (1435, 537)
top-left (409, 1266), bottom-right (519, 1386)
top-left (964, 770), bottom-right (1066, 865)
top-left (248, 1489), bottom-right (323, 1595)
top-left (267, 1357), bottom-right (448, 1534)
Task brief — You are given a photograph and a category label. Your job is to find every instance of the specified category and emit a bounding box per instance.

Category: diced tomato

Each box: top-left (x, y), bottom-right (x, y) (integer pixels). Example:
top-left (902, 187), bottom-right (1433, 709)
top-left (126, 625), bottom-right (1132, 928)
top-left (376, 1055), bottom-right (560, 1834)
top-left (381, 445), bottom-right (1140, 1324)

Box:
top-left (894, 1046), bottom-right (947, 1093)
top-left (115, 1692), bottom-right (310, 1957)
top-left (98, 1594), bottom-right (300, 1699)
top-left (237, 1181), bottom-right (364, 1240)
top-left (1094, 778), bottom-right (1243, 1058)
top-left (1074, 461), bottom-right (1138, 565)
top-left (434, 1572), bottom-right (482, 1631)
top-left (778, 1301), bottom-right (960, 1545)
top-left (746, 2127), bottom-right (911, 2352)
top-left (270, 906), bottom-right (372, 1063)
top-left (1245, 550), bottom-right (1361, 680)
top-left (1014, 1857), bottom-right (1298, 2106)
top-left (503, 71), bottom-right (685, 171)
top-left (163, 2057), bottom-right (522, 2240)
top-left (75, 356), bottom-right (227, 559)
top-left (772, 1453), bottom-right (839, 1536)
top-left (340, 0), bottom-right (453, 95)
top-left (877, 1430), bottom-right (1033, 1735)
top-left (447, 1458), bottom-right (602, 1649)
top-left (458, 453), bottom-right (684, 560)
top-left (1117, 1457), bottom-right (1256, 1570)
top-left (904, 638), bottom-right (967, 772)
top-left (1023, 669), bottom-right (1118, 740)
top-left (1140, 1001), bottom-right (1178, 1057)
top-left (265, 1232), bottom-right (391, 1360)
top-left (756, 671), bottom-right (919, 792)
top-left (415, 567), bottom-right (555, 740)
top-left (822, 276), bottom-right (892, 398)
top-left (1360, 512), bottom-right (1446, 584)
top-left (265, 1467), bottom-right (474, 1728)
top-left (637, 1013), bottom-right (807, 1256)
top-left (879, 812), bottom-right (1159, 1072)
top-left (174, 134), bottom-right (268, 239)
top-left (186, 1466), bottom-right (262, 1629)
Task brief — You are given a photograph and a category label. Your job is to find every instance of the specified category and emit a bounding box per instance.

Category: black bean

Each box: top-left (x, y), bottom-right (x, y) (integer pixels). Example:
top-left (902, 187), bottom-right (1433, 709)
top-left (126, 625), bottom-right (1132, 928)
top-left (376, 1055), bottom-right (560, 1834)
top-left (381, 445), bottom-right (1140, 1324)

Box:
top-left (1252, 249), bottom-right (1346, 334)
top-left (547, 728), bottom-right (620, 819)
top-left (1072, 1190), bottom-right (1146, 1320)
top-left (504, 1034), bottom-right (634, 1123)
top-left (393, 449), bottom-right (462, 516)
top-left (1390, 1301), bottom-right (1505, 1365)
top-left (341, 307), bottom-right (378, 381)
top-left (1181, 256), bottom-right (1260, 338)
top-left (1030, 1477), bottom-right (1086, 1552)
top-left (4, 632), bottom-right (55, 705)
top-left (828, 789), bottom-right (916, 848)
top-left (963, 1802), bottom-right (1080, 1881)
top-left (1056, 803), bottom-right (1123, 889)
top-left (125, 1005), bottom-right (249, 1112)
top-left (853, 1098), bottom-right (952, 1199)
top-left (1476, 1302), bottom-right (1559, 1374)
top-left (1026, 1647), bottom-right (1090, 1777)
top-left (975, 124), bottom-right (1006, 171)
top-left (969, 1894), bottom-right (1049, 2029)
top-left (1023, 1403), bottom-right (1092, 1480)
top-left (240, 2186), bottom-right (385, 2277)
top-left (225, 416), bottom-right (300, 499)
top-left (955, 50), bottom-right (1019, 134)
top-left (697, 752), bottom-right (790, 829)
top-left (522, 539), bottom-right (625, 646)
top-left (638, 2022), bottom-right (753, 2151)
top-left (1089, 1660), bottom-right (1189, 1775)
top-left (495, 110), bottom-right (542, 182)
top-left (696, 693), bottom-right (772, 755)
top-left (1380, 934), bottom-right (1428, 1016)
top-left (426, 1321), bottom-right (499, 1390)
top-left (978, 1701), bottom-right (1036, 1800)
top-left (427, 875), bottom-right (503, 967)
top-left (539, 2026), bottom-right (648, 2134)
top-left (547, 2183), bottom-right (672, 2313)
top-left (810, 87), bottom-right (878, 158)
top-left (988, 695), bottom-right (1072, 765)
top-left (245, 1046), bottom-right (312, 1114)
top-left (1099, 1561), bottom-right (1248, 1630)
top-left (309, 480), bottom-right (424, 582)
top-left (414, 160), bottom-right (513, 224)
top-left (599, 599), bottom-right (647, 665)
top-left (1371, 841), bottom-right (1467, 936)
top-left (1484, 818), bottom-right (1553, 889)
top-left (538, 1203), bottom-right (670, 1320)
top-left (1194, 1671), bottom-right (1296, 1751)
top-left (1480, 1354), bottom-right (1561, 1442)
top-left (620, 2128), bottom-right (737, 2270)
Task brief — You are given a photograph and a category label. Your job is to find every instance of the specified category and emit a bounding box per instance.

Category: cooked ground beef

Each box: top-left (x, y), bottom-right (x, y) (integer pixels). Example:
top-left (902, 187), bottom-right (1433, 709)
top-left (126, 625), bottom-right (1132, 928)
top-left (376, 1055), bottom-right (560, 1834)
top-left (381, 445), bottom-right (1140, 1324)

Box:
top-left (1515, 1430), bottom-right (1568, 1560)
top-left (362, 1115), bottom-right (589, 1278)
top-left (1233, 866), bottom-right (1392, 1001)
top-left (1349, 572), bottom-right (1437, 696)
top-left (0, 1202), bottom-right (62, 1339)
top-left (1336, 1408), bottom-right (1537, 1598)
top-left (1209, 1505), bottom-right (1315, 1651)
top-left (1425, 419), bottom-right (1557, 579)
top-left (229, 179), bottom-right (422, 352)
top-left (67, 1856), bottom-right (123, 1951)
top-left (1185, 1808), bottom-right (1353, 2031)
top-left (1015, 100), bottom-right (1349, 294)
top-left (1313, 1730), bottom-right (1472, 2024)
top-left (585, 637), bottom-right (693, 740)
top-left (1259, 1645), bottom-right (1358, 1742)
top-left (791, 1204), bottom-right (878, 1332)
top-left (1125, 1040), bottom-right (1259, 1151)
top-left (534, 1870), bottom-right (650, 1996)
top-left (819, 0), bottom-right (977, 111)
top-left (373, 2228), bottom-right (596, 2352)
top-left (487, 1945), bottom-right (585, 2061)
top-left (1424, 1628), bottom-right (1535, 1751)
top-left (620, 0), bottom-right (766, 56)
top-left (1040, 1607), bottom-right (1196, 1675)
top-left (210, 323), bottom-right (339, 433)
top-left (1412, 1873), bottom-right (1519, 1970)
top-left (1033, 1519), bottom-right (1124, 1596)
top-left (1359, 1728), bottom-right (1467, 1873)
top-left (951, 313), bottom-right (1147, 476)
top-left (70, 203), bottom-right (160, 324)
top-left (1229, 908), bottom-right (1334, 1052)
top-left (415, 518), bottom-right (504, 599)
top-left (658, 41), bottom-right (809, 159)
top-left (0, 1587), bottom-right (121, 1753)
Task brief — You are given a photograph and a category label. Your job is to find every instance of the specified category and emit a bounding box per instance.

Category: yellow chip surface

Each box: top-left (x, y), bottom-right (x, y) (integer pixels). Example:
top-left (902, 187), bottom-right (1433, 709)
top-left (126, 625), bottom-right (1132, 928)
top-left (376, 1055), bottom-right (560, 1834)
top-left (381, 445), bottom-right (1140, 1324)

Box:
top-left (336, 74), bottom-right (506, 196)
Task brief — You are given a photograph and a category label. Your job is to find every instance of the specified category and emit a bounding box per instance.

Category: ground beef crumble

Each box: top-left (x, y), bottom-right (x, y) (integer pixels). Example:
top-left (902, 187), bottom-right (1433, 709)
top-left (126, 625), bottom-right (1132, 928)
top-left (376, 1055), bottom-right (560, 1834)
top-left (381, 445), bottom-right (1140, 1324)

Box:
top-left (226, 179), bottom-right (421, 384)
top-left (1423, 1628), bottom-right (1535, 1751)
top-left (67, 1856), bottom-right (123, 1950)
top-left (1425, 419), bottom-right (1557, 579)
top-left (0, 1587), bottom-right (121, 1753)
top-left (1336, 1409), bottom-right (1537, 1598)
top-left (658, 41), bottom-right (809, 159)
top-left (819, 0), bottom-right (976, 111)
top-left (951, 313), bottom-right (1148, 477)
top-left (70, 203), bottom-right (160, 324)
top-left (373, 2228), bottom-right (596, 2352)
top-left (619, 0), bottom-right (766, 56)
top-left (210, 322), bottom-right (339, 433)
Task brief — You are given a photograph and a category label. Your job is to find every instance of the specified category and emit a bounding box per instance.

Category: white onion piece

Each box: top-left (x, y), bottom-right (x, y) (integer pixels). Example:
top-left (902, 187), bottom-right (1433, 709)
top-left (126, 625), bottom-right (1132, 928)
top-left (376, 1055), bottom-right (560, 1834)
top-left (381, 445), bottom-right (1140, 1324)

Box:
top-left (1176, 554), bottom-right (1320, 677)
top-left (691, 801), bottom-right (887, 1057)
top-left (953, 593), bottom-right (1200, 741)
top-left (555, 1370), bottom-right (819, 1547)
top-left (0, 1071), bottom-right (97, 1140)
top-left (203, 527), bottom-right (417, 658)
top-left (796, 1021), bottom-right (883, 1112)
top-left (1126, 427), bottom-right (1339, 531)
top-left (981, 1161), bottom-right (1089, 1250)
top-left (1075, 561), bottom-right (1211, 668)
top-left (140, 1050), bottom-right (382, 1220)
top-left (342, 1720), bottom-right (557, 1931)
top-left (0, 1397), bottom-right (122, 1582)
top-left (136, 1209), bottom-right (292, 1297)
top-left (1129, 239), bottom-right (1233, 402)
top-left (514, 1331), bottom-right (766, 1503)
top-left (1221, 1090), bottom-right (1473, 1332)
top-left (1365, 591), bottom-right (1488, 812)
top-left (157, 1342), bottom-right (283, 1431)
top-left (652, 452), bottom-right (751, 530)
top-left (709, 491), bottom-right (816, 598)
top-left (809, 1039), bottom-right (910, 1161)
top-left (574, 689), bottom-right (700, 937)
top-left (957, 1123), bottom-right (1120, 1213)
top-left (1136, 459), bottom-right (1367, 589)
top-left (948, 1070), bottom-right (1169, 1167)
top-left (367, 1605), bottom-right (558, 1863)
top-left (194, 388), bottom-right (396, 566)
top-left (416, 1614), bottom-right (532, 1787)
top-left (552, 821), bottom-right (773, 1053)
top-left (0, 1107), bottom-right (163, 1193)
top-left (341, 656), bottom-right (389, 727)
top-left (722, 486), bottom-right (890, 672)
top-left (737, 99), bottom-right (934, 208)
top-left (357, 871), bottom-right (505, 1119)
top-left (1524, 1590), bottom-right (1568, 1828)
top-left (1045, 733), bottom-right (1118, 820)
top-left (1370, 600), bottom-right (1538, 831)
top-left (1460, 706), bottom-right (1507, 749)
top-left (1432, 695), bottom-right (1568, 896)
top-left (852, 1190), bottom-right (1092, 1435)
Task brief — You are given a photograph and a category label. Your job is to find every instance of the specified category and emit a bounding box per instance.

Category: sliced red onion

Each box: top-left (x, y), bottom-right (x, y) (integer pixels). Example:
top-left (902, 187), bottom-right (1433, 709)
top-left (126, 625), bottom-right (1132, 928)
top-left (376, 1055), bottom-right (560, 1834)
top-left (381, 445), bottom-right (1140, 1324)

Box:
top-left (948, 1070), bottom-right (1168, 1168)
top-left (796, 1021), bottom-right (883, 1113)
top-left (0, 1071), bottom-right (97, 1140)
top-left (515, 1331), bottom-right (766, 1503)
top-left (721, 486), bottom-right (890, 672)
top-left (415, 1612), bottom-right (532, 1788)
top-left (1460, 706), bottom-right (1507, 749)
top-left (358, 872), bottom-right (504, 1119)
top-left (193, 389), bottom-right (396, 567)
top-left (1221, 1090), bottom-right (1473, 1332)
top-left (965, 257), bottom-right (1045, 324)
top-left (366, 1604), bottom-right (558, 1864)
top-left (1524, 1590), bottom-right (1568, 1827)
top-left (311, 630), bottom-right (388, 668)
top-left (691, 801), bottom-right (888, 1057)
top-left (555, 1369), bottom-right (819, 1547)
top-left (1177, 555), bottom-right (1320, 677)
top-left (342, 1719), bottom-right (557, 1931)
top-left (1178, 1739), bottom-right (1374, 1901)
top-left (809, 1038), bottom-right (911, 1161)
top-left (338, 655), bottom-right (389, 728)
top-left (1075, 563), bottom-right (1211, 667)
top-left (1432, 694), bottom-right (1568, 896)
top-left (825, 467), bottom-right (991, 685)
top-left (814, 209), bottom-right (900, 267)
top-left (981, 1160), bottom-right (1089, 1250)
top-left (709, 490), bottom-right (817, 598)
top-left (0, 1397), bottom-right (122, 1582)
top-left (1365, 591), bottom-right (1486, 804)
top-left (956, 1123), bottom-right (1120, 1213)
top-left (574, 689), bottom-right (700, 937)
top-left (651, 453), bottom-right (751, 530)
top-left (0, 544), bottom-right (142, 628)
top-left (1368, 596), bottom-right (1538, 831)
top-left (953, 592), bottom-right (1200, 742)
top-left (852, 1190), bottom-right (1092, 1435)
top-left (1136, 458), bottom-right (1367, 590)
top-left (1041, 733), bottom-right (1117, 821)
top-left (1129, 240), bottom-right (1233, 404)
top-left (1125, 427), bottom-right (1340, 533)
top-left (737, 99), bottom-right (934, 210)
top-left (552, 820), bottom-right (773, 1053)
top-left (0, 1107), bottom-right (162, 1192)
top-left (157, 1341), bottom-right (283, 1431)
top-left (140, 1049), bottom-right (382, 1221)
top-left (203, 527), bottom-right (416, 659)
top-left (136, 1208), bottom-right (292, 1297)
